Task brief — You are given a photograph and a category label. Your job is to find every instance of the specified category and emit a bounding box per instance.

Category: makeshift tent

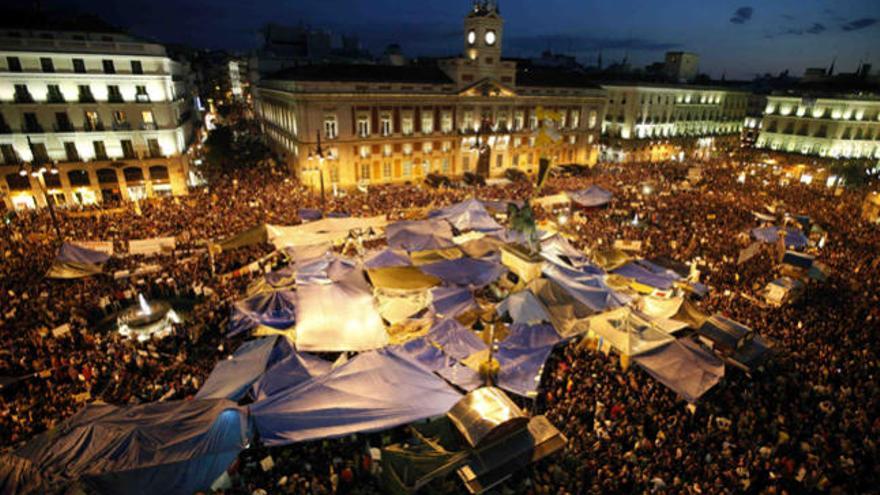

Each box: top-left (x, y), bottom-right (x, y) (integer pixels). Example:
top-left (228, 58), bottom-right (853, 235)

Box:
top-left (751, 226), bottom-right (808, 249)
top-left (386, 220), bottom-right (456, 252)
top-left (389, 335), bottom-right (453, 372)
top-left (613, 260), bottom-right (681, 290)
top-left (457, 235), bottom-right (505, 259)
top-left (495, 324), bottom-right (562, 397)
top-left (247, 265), bottom-right (296, 295)
top-left (539, 234), bottom-right (592, 269)
top-left (295, 269), bottom-right (388, 352)
top-left (447, 387), bottom-right (529, 448)
top-left (762, 277), bottom-right (804, 306)
top-left (587, 307), bottom-right (675, 357)
top-left (228, 290), bottom-right (297, 337)
top-left (195, 336), bottom-right (281, 401)
top-left (421, 257), bottom-right (506, 288)
top-left (436, 364), bottom-right (484, 392)
top-left (295, 253), bottom-right (357, 286)
top-left (368, 266), bottom-right (439, 324)
top-left (543, 262), bottom-right (626, 312)
top-left (781, 250), bottom-right (814, 270)
top-left (367, 266), bottom-right (441, 291)
top-left (698, 314), bottom-right (751, 352)
top-left (409, 246), bottom-right (464, 266)
top-left (14, 399), bottom-right (249, 495)
top-left (634, 338), bottom-right (725, 403)
top-left (251, 351), bottom-right (332, 400)
top-left (568, 185), bottom-right (613, 208)
top-left (737, 241), bottom-right (764, 265)
top-left (214, 224), bottom-right (268, 252)
top-left (497, 291), bottom-right (552, 325)
top-left (364, 248), bottom-right (412, 269)
top-left (46, 242), bottom-right (111, 279)
top-left (429, 198), bottom-right (503, 232)
top-left (638, 296), bottom-right (684, 320)
top-left (430, 287), bottom-right (477, 318)
top-left (267, 216), bottom-right (387, 249)
top-left (527, 278), bottom-right (596, 337)
top-left (428, 319), bottom-right (487, 361)
top-left (590, 248), bottom-right (631, 271)
top-left (250, 350), bottom-right (462, 445)
top-left (0, 454), bottom-right (48, 495)
top-left (673, 300), bottom-right (709, 329)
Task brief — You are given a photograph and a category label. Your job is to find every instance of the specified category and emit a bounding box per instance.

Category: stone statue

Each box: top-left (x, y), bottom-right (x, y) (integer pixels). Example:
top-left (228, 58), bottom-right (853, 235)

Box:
top-left (507, 201), bottom-right (539, 255)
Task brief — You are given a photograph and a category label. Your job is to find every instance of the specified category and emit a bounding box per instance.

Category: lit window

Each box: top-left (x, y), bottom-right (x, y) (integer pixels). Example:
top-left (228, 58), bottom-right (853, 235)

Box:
top-left (324, 116), bottom-right (338, 139)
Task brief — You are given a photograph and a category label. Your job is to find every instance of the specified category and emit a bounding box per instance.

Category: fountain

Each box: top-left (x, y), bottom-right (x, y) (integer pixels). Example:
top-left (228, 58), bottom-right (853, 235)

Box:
top-left (117, 293), bottom-right (181, 342)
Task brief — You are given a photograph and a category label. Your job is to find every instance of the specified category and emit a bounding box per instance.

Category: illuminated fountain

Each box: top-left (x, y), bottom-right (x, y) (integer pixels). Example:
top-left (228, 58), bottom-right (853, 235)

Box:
top-left (117, 293), bottom-right (181, 342)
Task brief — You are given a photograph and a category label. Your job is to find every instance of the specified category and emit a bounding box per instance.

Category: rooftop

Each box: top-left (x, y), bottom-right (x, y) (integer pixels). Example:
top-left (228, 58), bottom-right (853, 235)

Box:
top-left (515, 66), bottom-right (602, 90)
top-left (265, 63), bottom-right (454, 85)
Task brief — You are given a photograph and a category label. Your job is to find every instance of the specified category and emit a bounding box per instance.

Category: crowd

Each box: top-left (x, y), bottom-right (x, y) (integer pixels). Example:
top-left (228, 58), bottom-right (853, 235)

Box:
top-left (1, 147), bottom-right (878, 494)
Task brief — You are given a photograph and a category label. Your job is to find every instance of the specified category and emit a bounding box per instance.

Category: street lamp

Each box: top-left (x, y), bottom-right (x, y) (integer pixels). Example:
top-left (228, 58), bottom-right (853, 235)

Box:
top-left (23, 136), bottom-right (63, 241)
top-left (306, 130), bottom-right (329, 217)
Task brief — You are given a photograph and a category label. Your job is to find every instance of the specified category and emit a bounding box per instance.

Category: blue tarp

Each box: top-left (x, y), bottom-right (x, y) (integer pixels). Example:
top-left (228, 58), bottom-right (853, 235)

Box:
top-left (497, 291), bottom-right (552, 325)
top-left (388, 336), bottom-right (453, 372)
top-left (298, 208), bottom-right (323, 221)
top-left (386, 220), bottom-right (455, 252)
top-left (613, 260), bottom-right (681, 290)
top-left (264, 265), bottom-right (297, 289)
top-left (228, 290), bottom-right (297, 337)
top-left (363, 248), bottom-right (412, 269)
top-left (540, 234), bottom-right (593, 269)
top-left (250, 350), bottom-right (462, 445)
top-left (195, 336), bottom-right (280, 401)
top-left (15, 399), bottom-right (249, 495)
top-left (427, 319), bottom-right (487, 360)
top-left (495, 324), bottom-right (561, 398)
top-left (436, 364), bottom-right (484, 392)
top-left (251, 351), bottom-right (332, 401)
top-left (751, 227), bottom-right (808, 249)
top-left (421, 257), bottom-right (506, 288)
top-left (430, 287), bottom-right (477, 318)
top-left (782, 251), bottom-right (814, 270)
top-left (57, 242), bottom-right (111, 264)
top-left (544, 263), bottom-right (627, 312)
top-left (295, 253), bottom-right (357, 286)
top-left (428, 198), bottom-right (503, 232)
top-left (568, 185), bottom-right (613, 207)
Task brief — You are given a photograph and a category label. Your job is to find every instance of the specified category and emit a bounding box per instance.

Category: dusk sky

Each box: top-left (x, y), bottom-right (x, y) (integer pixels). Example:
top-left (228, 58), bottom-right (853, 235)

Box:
top-left (45, 0), bottom-right (880, 80)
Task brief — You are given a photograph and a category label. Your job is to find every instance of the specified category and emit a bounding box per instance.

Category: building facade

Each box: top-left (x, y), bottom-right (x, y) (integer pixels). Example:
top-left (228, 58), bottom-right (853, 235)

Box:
top-left (754, 93), bottom-right (880, 166)
top-left (0, 28), bottom-right (196, 211)
top-left (600, 83), bottom-right (749, 163)
top-left (256, 1), bottom-right (606, 189)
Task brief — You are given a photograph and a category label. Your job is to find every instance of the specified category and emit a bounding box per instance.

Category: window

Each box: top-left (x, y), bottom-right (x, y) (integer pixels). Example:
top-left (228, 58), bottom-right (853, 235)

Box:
top-left (14, 84), bottom-right (33, 103)
top-left (102, 59), bottom-right (115, 74)
top-left (421, 113), bottom-right (434, 134)
top-left (463, 111), bottom-right (474, 131)
top-left (1, 144), bottom-right (19, 165)
top-left (68, 169), bottom-right (91, 187)
top-left (47, 84), bottom-right (64, 103)
top-left (383, 162), bottom-right (392, 178)
top-left (402, 114), bottom-right (414, 135)
top-left (403, 143), bottom-right (413, 156)
top-left (73, 58), bottom-right (86, 73)
top-left (31, 143), bottom-right (49, 163)
top-left (121, 139), bottom-right (136, 159)
top-left (147, 138), bottom-right (162, 158)
top-left (383, 144), bottom-right (393, 157)
top-left (462, 155), bottom-right (471, 172)
top-left (131, 60), bottom-right (143, 74)
top-left (442, 158), bottom-right (450, 174)
top-left (442, 141), bottom-right (452, 152)
top-left (323, 115), bottom-right (337, 139)
top-left (84, 111), bottom-right (101, 131)
top-left (514, 111), bottom-right (524, 130)
top-left (23, 113), bottom-right (42, 133)
top-left (113, 110), bottom-right (127, 124)
top-left (495, 154), bottom-right (503, 169)
top-left (55, 112), bottom-right (73, 132)
top-left (64, 142), bottom-right (79, 161)
top-left (380, 114), bottom-right (392, 136)
top-left (107, 85), bottom-right (123, 103)
top-left (135, 85), bottom-right (149, 102)
top-left (7, 56), bottom-right (22, 72)
top-left (423, 142), bottom-right (433, 154)
top-left (403, 160), bottom-right (413, 176)
top-left (38, 57), bottom-right (55, 73)
top-left (360, 163), bottom-right (370, 180)
top-left (588, 110), bottom-right (598, 129)
top-left (359, 145), bottom-right (370, 158)
top-left (571, 110), bottom-right (580, 128)
top-left (78, 85), bottom-right (95, 103)
top-left (93, 141), bottom-right (108, 160)
top-left (356, 115), bottom-right (370, 137)
top-left (529, 114), bottom-right (538, 130)
top-left (329, 164), bottom-right (339, 183)
top-left (149, 165), bottom-right (169, 181)
top-left (141, 110), bottom-right (155, 129)
top-left (441, 112), bottom-right (453, 133)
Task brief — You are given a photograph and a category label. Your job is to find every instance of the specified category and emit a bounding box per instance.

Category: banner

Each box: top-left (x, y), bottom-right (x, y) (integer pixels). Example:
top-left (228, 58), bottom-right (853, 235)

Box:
top-left (614, 240), bottom-right (643, 252)
top-left (129, 237), bottom-right (176, 256)
top-left (72, 241), bottom-right (114, 256)
top-left (51, 323), bottom-right (71, 338)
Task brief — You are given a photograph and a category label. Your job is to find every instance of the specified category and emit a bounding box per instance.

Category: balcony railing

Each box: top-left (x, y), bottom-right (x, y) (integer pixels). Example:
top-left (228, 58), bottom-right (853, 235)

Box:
top-left (23, 124), bottom-right (44, 133)
top-left (84, 122), bottom-right (105, 132)
top-left (141, 123), bottom-right (158, 131)
top-left (14, 93), bottom-right (35, 103)
top-left (112, 122), bottom-right (132, 131)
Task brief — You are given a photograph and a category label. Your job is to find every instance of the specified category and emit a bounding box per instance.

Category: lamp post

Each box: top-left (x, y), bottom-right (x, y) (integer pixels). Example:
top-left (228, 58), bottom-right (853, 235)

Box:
top-left (306, 130), bottom-right (328, 217)
top-left (21, 136), bottom-right (63, 241)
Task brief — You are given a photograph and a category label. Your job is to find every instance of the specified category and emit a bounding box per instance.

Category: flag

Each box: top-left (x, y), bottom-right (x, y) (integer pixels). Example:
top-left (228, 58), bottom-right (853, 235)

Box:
top-left (537, 158), bottom-right (552, 191)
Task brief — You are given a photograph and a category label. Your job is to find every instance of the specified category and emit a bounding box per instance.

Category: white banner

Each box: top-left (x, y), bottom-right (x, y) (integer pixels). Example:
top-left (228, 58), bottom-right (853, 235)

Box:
top-left (129, 237), bottom-right (176, 256)
top-left (614, 240), bottom-right (643, 252)
top-left (72, 241), bottom-right (114, 256)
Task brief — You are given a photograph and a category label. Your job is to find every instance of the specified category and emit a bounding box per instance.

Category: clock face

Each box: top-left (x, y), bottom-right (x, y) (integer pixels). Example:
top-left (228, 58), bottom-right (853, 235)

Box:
top-left (467, 30), bottom-right (476, 45)
top-left (485, 30), bottom-right (497, 46)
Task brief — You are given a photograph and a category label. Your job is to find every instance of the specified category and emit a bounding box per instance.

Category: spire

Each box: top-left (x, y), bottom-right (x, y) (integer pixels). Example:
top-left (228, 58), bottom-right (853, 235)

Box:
top-left (827, 55), bottom-right (836, 76)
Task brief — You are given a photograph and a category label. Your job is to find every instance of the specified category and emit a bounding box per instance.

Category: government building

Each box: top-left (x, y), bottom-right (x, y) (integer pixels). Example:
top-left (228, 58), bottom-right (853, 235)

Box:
top-left (257, 1), bottom-right (606, 189)
top-left (0, 26), bottom-right (197, 211)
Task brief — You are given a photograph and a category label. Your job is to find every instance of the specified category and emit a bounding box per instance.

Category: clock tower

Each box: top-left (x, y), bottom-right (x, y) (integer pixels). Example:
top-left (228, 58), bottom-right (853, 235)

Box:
top-left (463, 1), bottom-right (503, 63)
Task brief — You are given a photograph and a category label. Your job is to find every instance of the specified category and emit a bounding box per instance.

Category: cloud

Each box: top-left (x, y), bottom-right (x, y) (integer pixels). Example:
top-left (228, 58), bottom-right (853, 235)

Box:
top-left (841, 18), bottom-right (878, 31)
top-left (505, 34), bottom-right (682, 54)
top-left (730, 7), bottom-right (754, 24)
top-left (805, 23), bottom-right (826, 34)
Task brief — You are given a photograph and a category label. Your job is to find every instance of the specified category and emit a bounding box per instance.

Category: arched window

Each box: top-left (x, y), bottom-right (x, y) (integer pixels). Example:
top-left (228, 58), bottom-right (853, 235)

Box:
top-left (97, 168), bottom-right (118, 184)
top-left (67, 169), bottom-right (91, 187)
top-left (123, 167), bottom-right (144, 183)
top-left (148, 165), bottom-right (169, 182)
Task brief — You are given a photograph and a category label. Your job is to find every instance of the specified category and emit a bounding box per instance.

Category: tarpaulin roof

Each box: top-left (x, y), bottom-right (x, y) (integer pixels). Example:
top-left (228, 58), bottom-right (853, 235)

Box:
top-left (527, 278), bottom-right (596, 337)
top-left (543, 262), bottom-right (627, 312)
top-left (367, 266), bottom-right (441, 291)
top-left (430, 287), bottom-right (477, 318)
top-left (568, 185), bottom-right (613, 207)
top-left (215, 224), bottom-right (268, 252)
top-left (295, 253), bottom-right (357, 286)
top-left (673, 300), bottom-right (709, 329)
top-left (295, 269), bottom-right (388, 352)
top-left (634, 338), bottom-right (725, 403)
top-left (376, 287), bottom-right (432, 325)
top-left (429, 198), bottom-right (503, 232)
top-left (250, 350), bottom-right (462, 445)
top-left (782, 250), bottom-right (814, 269)
top-left (389, 335), bottom-right (453, 372)
top-left (195, 336), bottom-right (281, 401)
top-left (751, 226), bottom-right (808, 249)
top-left (57, 242), bottom-right (111, 265)
top-left (638, 296), bottom-right (684, 320)
top-left (436, 364), bottom-right (484, 392)
top-left (251, 350), bottom-right (332, 401)
top-left (698, 314), bottom-right (751, 351)
top-left (587, 307), bottom-right (675, 357)
top-left (228, 290), bottom-right (297, 337)
top-left (0, 453), bottom-right (47, 495)
top-left (539, 234), bottom-right (593, 269)
top-left (15, 399), bottom-right (249, 495)
top-left (248, 265), bottom-right (297, 295)
top-left (421, 257), bottom-right (506, 288)
top-left (613, 260), bottom-right (681, 290)
top-left (386, 219), bottom-right (456, 252)
top-left (428, 319), bottom-right (488, 361)
top-left (364, 248), bottom-right (413, 269)
top-left (229, 289), bottom-right (295, 336)
top-left (497, 291), bottom-right (552, 325)
top-left (267, 216), bottom-right (387, 249)
top-left (496, 324), bottom-right (561, 397)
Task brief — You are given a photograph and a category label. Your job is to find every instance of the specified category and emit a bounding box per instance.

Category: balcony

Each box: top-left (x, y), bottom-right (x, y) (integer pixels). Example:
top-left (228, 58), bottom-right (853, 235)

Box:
top-left (136, 94), bottom-right (151, 103)
top-left (145, 150), bottom-right (164, 159)
top-left (54, 122), bottom-right (75, 132)
top-left (112, 122), bottom-right (132, 131)
top-left (141, 123), bottom-right (158, 131)
top-left (84, 122), bottom-right (105, 132)
top-left (14, 93), bottom-right (35, 104)
top-left (23, 123), bottom-right (44, 133)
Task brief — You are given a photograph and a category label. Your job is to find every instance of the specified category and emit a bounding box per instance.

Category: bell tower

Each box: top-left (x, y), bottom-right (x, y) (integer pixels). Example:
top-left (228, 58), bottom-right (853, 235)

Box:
top-left (463, 1), bottom-right (503, 64)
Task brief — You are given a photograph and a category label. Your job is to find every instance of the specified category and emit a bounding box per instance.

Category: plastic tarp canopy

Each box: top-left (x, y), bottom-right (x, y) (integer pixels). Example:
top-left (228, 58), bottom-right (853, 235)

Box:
top-left (430, 286), bottom-right (477, 318)
top-left (613, 260), bottom-right (681, 290)
top-left (436, 364), bottom-right (484, 392)
top-left (267, 216), bottom-right (387, 249)
top-left (698, 314), bottom-right (752, 352)
top-left (388, 335), bottom-right (454, 372)
top-left (295, 269), bottom-right (389, 352)
top-left (364, 248), bottom-right (413, 269)
top-left (429, 198), bottom-right (503, 232)
top-left (568, 185), bottom-right (613, 207)
top-left (251, 351), bottom-right (332, 400)
top-left (195, 336), bottom-right (280, 400)
top-left (590, 248), bottom-right (631, 271)
top-left (367, 266), bottom-right (441, 291)
top-left (215, 224), bottom-right (268, 252)
top-left (421, 257), bottom-right (506, 288)
top-left (427, 319), bottom-right (488, 361)
top-left (375, 287), bottom-right (433, 325)
top-left (540, 234), bottom-right (592, 269)
top-left (587, 307), bottom-right (675, 357)
top-left (250, 350), bottom-right (462, 445)
top-left (386, 219), bottom-right (456, 252)
top-left (782, 250), bottom-right (814, 269)
top-left (15, 399), bottom-right (249, 495)
top-left (751, 227), bottom-right (808, 249)
top-left (229, 290), bottom-right (297, 337)
top-left (0, 453), bottom-right (48, 495)
top-left (674, 300), bottom-right (709, 329)
top-left (638, 296), bottom-right (684, 320)
top-left (295, 253), bottom-right (357, 286)
top-left (634, 338), bottom-right (725, 403)
top-left (543, 262), bottom-right (627, 313)
top-left (248, 265), bottom-right (297, 295)
top-left (527, 278), bottom-right (596, 337)
top-left (495, 324), bottom-right (562, 397)
top-left (57, 242), bottom-right (111, 264)
top-left (497, 291), bottom-right (552, 325)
